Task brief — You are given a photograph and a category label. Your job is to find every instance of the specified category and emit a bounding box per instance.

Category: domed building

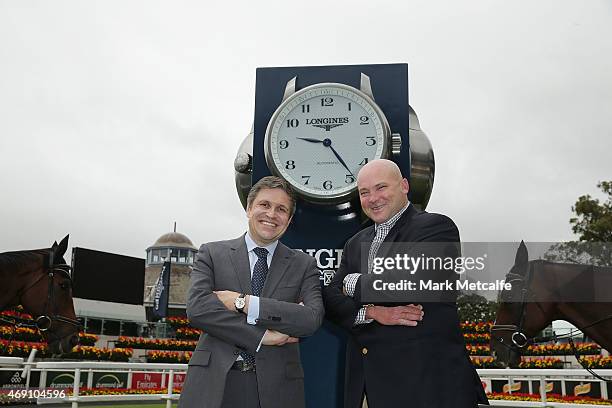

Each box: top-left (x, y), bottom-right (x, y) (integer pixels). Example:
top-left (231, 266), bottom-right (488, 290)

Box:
top-left (143, 230), bottom-right (198, 318)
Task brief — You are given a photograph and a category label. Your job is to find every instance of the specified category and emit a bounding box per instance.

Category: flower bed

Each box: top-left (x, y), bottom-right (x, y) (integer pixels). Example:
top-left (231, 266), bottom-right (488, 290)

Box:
top-left (0, 326), bottom-right (97, 347)
top-left (115, 336), bottom-right (196, 351)
top-left (463, 333), bottom-right (490, 345)
top-left (465, 345), bottom-right (490, 356)
top-left (461, 321), bottom-right (493, 334)
top-left (146, 350), bottom-right (192, 363)
top-left (78, 333), bottom-right (98, 346)
top-left (488, 392), bottom-right (612, 405)
top-left (525, 342), bottom-right (601, 356)
top-left (62, 346), bottom-right (132, 362)
top-left (175, 327), bottom-right (202, 340)
top-left (78, 387), bottom-right (182, 396)
top-left (0, 307), bottom-right (33, 325)
top-left (579, 356), bottom-right (612, 369)
top-left (166, 316), bottom-right (190, 329)
top-left (0, 340), bottom-right (48, 357)
top-left (519, 357), bottom-right (564, 369)
top-left (0, 326), bottom-right (41, 342)
top-left (469, 357), bottom-right (503, 368)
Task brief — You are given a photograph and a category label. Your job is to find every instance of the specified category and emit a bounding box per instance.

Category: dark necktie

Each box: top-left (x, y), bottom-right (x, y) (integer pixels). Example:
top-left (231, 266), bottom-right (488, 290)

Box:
top-left (251, 247), bottom-right (269, 296)
top-left (240, 247), bottom-right (269, 367)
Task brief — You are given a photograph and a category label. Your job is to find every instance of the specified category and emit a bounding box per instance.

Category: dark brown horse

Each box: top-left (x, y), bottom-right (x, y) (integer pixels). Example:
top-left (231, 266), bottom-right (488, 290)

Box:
top-left (491, 241), bottom-right (612, 368)
top-left (0, 235), bottom-right (80, 354)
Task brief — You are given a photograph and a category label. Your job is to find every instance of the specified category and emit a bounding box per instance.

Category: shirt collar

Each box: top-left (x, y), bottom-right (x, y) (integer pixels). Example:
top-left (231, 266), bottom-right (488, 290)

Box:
top-left (245, 232), bottom-right (278, 257)
top-left (375, 202), bottom-right (410, 232)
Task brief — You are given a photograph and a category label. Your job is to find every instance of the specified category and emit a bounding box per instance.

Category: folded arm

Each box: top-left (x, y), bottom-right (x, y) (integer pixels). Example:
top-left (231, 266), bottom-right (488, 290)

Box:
top-left (186, 244), bottom-right (267, 354)
top-left (256, 258), bottom-right (324, 337)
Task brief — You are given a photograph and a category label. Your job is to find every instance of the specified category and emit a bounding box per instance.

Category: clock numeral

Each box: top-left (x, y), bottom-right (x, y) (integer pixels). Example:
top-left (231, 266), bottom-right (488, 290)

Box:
top-left (345, 174), bottom-right (355, 184)
top-left (323, 180), bottom-right (333, 190)
top-left (321, 97), bottom-right (334, 107)
top-left (301, 175), bottom-right (311, 185)
top-left (286, 119), bottom-right (299, 128)
top-left (359, 158), bottom-right (369, 166)
top-left (360, 116), bottom-right (370, 125)
top-left (301, 104), bottom-right (310, 113)
top-left (347, 102), bottom-right (352, 111)
top-left (279, 140), bottom-right (289, 149)
top-left (366, 136), bottom-right (376, 146)
top-left (285, 160), bottom-right (296, 170)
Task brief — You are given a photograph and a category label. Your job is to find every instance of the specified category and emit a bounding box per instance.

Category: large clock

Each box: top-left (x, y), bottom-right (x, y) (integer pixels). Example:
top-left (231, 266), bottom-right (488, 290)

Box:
top-left (265, 74), bottom-right (401, 203)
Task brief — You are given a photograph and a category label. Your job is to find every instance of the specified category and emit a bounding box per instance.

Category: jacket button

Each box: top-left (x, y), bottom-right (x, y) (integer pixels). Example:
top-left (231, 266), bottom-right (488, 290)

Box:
top-left (362, 348), bottom-right (368, 355)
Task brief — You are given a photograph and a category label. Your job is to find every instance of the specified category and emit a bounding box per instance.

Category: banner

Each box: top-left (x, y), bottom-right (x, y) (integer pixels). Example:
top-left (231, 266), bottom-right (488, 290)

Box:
top-left (152, 261), bottom-right (171, 320)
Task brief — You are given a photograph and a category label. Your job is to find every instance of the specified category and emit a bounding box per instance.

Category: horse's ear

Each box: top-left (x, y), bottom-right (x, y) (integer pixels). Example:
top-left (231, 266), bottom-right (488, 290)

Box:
top-left (54, 235), bottom-right (69, 259)
top-left (51, 241), bottom-right (58, 249)
top-left (511, 241), bottom-right (529, 275)
top-left (515, 241), bottom-right (528, 264)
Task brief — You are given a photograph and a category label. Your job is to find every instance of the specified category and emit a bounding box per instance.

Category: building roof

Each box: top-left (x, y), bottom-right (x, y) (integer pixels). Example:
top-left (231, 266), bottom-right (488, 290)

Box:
top-left (148, 232), bottom-right (196, 250)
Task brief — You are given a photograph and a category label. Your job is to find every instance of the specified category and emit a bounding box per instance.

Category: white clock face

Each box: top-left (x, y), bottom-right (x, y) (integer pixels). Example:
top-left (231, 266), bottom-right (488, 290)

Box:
top-left (266, 83), bottom-right (388, 201)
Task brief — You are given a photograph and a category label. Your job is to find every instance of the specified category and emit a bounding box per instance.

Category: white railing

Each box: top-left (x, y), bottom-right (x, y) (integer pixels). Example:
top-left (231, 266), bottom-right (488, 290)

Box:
top-left (478, 369), bottom-right (612, 407)
top-left (35, 361), bottom-right (188, 408)
top-left (2, 358), bottom-right (612, 407)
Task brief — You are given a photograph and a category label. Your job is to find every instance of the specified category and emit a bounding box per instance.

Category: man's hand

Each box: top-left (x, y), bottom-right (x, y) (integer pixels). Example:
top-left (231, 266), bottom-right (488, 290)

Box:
top-left (366, 304), bottom-right (424, 326)
top-left (261, 330), bottom-right (299, 346)
top-left (213, 290), bottom-right (249, 313)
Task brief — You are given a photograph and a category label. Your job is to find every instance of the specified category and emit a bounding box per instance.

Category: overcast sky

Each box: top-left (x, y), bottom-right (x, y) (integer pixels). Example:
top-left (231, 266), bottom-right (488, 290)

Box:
top-left (1, 0), bottom-right (610, 260)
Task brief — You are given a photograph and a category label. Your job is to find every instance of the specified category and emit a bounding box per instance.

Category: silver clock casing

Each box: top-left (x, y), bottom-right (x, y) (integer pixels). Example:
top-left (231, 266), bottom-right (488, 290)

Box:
top-left (264, 82), bottom-right (393, 203)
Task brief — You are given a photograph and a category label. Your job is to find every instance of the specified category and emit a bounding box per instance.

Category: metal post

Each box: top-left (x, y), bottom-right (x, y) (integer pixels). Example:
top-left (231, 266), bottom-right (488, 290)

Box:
top-left (87, 369), bottom-right (93, 389)
top-left (72, 368), bottom-right (81, 408)
top-left (561, 379), bottom-right (566, 396)
top-left (39, 369), bottom-right (46, 389)
top-left (528, 380), bottom-right (533, 395)
top-left (127, 369), bottom-right (133, 389)
top-left (601, 379), bottom-right (609, 400)
top-left (166, 369), bottom-right (175, 408)
top-left (539, 376), bottom-right (546, 403)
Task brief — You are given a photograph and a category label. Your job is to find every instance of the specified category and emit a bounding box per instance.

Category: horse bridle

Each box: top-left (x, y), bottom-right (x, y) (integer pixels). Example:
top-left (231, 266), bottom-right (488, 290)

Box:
top-left (490, 266), bottom-right (533, 352)
top-left (1, 250), bottom-right (81, 338)
top-left (490, 262), bottom-right (612, 381)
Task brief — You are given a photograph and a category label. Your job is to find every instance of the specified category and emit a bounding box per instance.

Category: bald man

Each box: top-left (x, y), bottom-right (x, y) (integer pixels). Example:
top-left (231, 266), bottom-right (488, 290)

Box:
top-left (324, 159), bottom-right (488, 408)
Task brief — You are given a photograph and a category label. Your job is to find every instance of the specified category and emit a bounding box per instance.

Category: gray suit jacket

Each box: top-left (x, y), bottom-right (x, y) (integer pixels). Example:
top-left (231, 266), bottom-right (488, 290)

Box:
top-left (179, 235), bottom-right (324, 408)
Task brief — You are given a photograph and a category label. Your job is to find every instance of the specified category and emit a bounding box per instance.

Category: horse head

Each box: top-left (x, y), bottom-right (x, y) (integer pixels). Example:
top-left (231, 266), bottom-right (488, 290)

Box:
top-left (490, 241), bottom-right (529, 368)
top-left (22, 235), bottom-right (81, 354)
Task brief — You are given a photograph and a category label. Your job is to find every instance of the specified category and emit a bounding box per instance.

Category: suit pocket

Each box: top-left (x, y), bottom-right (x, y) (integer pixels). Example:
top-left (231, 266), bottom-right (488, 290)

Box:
top-left (188, 350), bottom-right (211, 366)
top-left (285, 362), bottom-right (304, 379)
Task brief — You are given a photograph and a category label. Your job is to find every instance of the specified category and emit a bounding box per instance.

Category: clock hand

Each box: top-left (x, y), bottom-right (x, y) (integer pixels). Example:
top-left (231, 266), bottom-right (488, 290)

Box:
top-left (296, 137), bottom-right (324, 143)
top-left (297, 137), bottom-right (354, 176)
top-left (328, 144), bottom-right (354, 177)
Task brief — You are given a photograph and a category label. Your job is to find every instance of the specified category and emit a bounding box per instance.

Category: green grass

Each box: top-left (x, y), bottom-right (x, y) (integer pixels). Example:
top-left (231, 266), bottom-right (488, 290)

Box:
top-left (49, 404), bottom-right (177, 408)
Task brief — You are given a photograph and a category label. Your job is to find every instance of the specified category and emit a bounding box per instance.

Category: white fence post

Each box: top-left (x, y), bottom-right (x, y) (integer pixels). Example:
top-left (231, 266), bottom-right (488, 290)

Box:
top-left (539, 376), bottom-right (546, 403)
top-left (127, 369), bottom-right (132, 389)
top-left (39, 369), bottom-right (46, 389)
top-left (72, 368), bottom-right (81, 408)
top-left (166, 369), bottom-right (175, 408)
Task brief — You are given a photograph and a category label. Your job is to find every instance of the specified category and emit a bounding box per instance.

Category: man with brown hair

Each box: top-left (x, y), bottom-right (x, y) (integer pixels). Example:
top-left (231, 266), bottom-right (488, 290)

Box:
top-left (180, 176), bottom-right (324, 408)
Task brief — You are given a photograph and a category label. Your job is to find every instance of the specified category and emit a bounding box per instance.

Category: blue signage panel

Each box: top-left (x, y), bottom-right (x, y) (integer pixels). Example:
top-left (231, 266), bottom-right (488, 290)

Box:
top-left (253, 64), bottom-right (410, 408)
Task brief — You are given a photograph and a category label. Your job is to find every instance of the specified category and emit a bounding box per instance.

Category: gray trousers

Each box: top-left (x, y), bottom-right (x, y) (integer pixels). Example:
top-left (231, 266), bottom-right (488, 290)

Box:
top-left (220, 370), bottom-right (260, 408)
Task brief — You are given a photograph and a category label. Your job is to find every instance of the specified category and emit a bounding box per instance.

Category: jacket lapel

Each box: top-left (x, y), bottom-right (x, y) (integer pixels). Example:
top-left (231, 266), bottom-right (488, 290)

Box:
top-left (376, 204), bottom-right (418, 260)
top-left (228, 235), bottom-right (252, 294)
top-left (261, 242), bottom-right (293, 297)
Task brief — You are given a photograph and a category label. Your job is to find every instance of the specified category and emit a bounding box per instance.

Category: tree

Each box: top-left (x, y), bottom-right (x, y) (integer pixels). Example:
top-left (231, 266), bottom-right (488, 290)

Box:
top-left (570, 181), bottom-right (612, 242)
top-left (545, 181), bottom-right (612, 266)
